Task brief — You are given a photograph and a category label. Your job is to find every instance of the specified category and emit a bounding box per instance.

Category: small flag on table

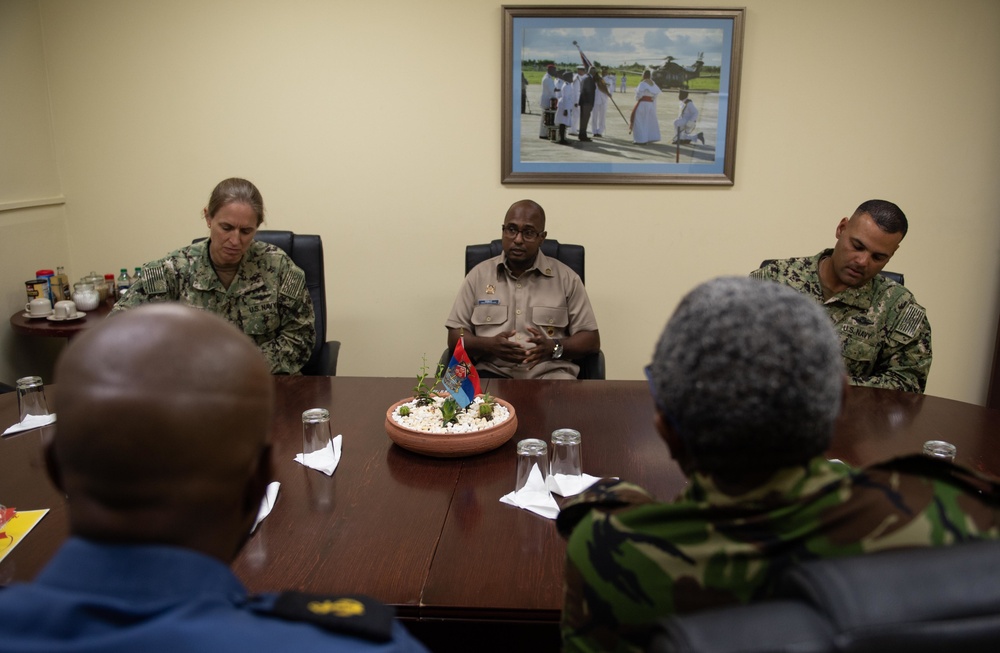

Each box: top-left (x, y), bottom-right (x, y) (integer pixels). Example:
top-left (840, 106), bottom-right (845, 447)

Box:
top-left (442, 338), bottom-right (482, 408)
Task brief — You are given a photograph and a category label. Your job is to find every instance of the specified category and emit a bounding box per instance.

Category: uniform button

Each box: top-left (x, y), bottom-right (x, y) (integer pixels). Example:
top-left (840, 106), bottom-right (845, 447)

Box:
top-left (548, 318), bottom-right (554, 324)
top-left (486, 317), bottom-right (492, 322)
top-left (517, 283), bottom-right (522, 288)
top-left (516, 309), bottom-right (522, 315)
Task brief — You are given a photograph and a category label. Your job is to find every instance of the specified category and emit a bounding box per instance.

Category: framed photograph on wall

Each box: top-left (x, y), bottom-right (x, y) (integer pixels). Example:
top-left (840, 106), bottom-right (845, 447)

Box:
top-left (502, 6), bottom-right (745, 186)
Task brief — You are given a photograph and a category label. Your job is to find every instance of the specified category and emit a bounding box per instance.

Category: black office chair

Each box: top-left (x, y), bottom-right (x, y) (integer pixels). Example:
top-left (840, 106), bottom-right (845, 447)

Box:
top-left (648, 540), bottom-right (1000, 653)
top-left (759, 259), bottom-right (903, 285)
top-left (194, 230), bottom-right (339, 376)
top-left (444, 239), bottom-right (605, 380)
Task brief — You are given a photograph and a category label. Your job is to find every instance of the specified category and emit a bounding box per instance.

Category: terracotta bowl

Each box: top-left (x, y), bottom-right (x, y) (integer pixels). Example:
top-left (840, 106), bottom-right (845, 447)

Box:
top-left (384, 397), bottom-right (518, 458)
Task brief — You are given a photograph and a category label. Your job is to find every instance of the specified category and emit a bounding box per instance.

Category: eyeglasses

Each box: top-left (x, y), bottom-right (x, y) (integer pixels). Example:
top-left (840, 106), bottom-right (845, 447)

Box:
top-left (501, 224), bottom-right (541, 242)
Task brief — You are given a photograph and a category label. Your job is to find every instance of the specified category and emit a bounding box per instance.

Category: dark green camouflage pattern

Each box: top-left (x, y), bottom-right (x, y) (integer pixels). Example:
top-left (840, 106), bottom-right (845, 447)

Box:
top-left (557, 456), bottom-right (1000, 653)
top-left (112, 240), bottom-right (315, 374)
top-left (750, 250), bottom-right (931, 392)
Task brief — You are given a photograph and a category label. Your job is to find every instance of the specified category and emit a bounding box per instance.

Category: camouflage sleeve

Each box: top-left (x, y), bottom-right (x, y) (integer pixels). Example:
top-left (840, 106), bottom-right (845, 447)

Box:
top-left (557, 479), bottom-right (655, 537)
top-left (109, 261), bottom-right (177, 314)
top-left (257, 262), bottom-right (316, 375)
top-left (560, 480), bottom-right (698, 653)
top-left (748, 265), bottom-right (777, 281)
top-left (854, 294), bottom-right (931, 393)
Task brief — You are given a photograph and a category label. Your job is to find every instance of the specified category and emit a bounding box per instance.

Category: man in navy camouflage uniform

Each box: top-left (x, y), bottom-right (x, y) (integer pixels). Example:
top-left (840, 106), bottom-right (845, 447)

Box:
top-left (557, 278), bottom-right (999, 653)
top-left (750, 199), bottom-right (931, 392)
top-left (112, 178), bottom-right (315, 375)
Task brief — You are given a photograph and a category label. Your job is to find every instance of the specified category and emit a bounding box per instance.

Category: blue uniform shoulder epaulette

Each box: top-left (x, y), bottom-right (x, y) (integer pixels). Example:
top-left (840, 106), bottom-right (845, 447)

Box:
top-left (249, 591), bottom-right (395, 643)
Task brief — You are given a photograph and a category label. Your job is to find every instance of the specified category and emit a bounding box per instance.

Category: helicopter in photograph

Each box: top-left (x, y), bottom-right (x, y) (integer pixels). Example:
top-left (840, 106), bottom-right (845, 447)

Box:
top-left (643, 52), bottom-right (705, 89)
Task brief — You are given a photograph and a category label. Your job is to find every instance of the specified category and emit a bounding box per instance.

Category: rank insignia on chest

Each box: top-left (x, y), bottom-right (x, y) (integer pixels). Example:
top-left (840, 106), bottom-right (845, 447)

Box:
top-left (486, 284), bottom-right (495, 294)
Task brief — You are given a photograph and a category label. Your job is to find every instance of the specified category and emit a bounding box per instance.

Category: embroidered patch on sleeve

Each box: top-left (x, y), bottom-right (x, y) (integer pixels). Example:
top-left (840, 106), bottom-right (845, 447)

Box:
top-left (280, 268), bottom-right (306, 300)
top-left (144, 264), bottom-right (168, 295)
top-left (895, 304), bottom-right (925, 339)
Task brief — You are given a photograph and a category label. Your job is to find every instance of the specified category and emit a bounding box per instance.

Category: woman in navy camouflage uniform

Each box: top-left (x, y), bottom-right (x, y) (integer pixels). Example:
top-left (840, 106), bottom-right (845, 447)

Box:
top-left (112, 178), bottom-right (315, 374)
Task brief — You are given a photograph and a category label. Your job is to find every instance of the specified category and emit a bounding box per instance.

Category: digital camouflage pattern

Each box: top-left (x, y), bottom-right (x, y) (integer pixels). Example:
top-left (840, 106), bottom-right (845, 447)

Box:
top-left (750, 250), bottom-right (931, 393)
top-left (557, 455), bottom-right (1000, 653)
top-left (112, 240), bottom-right (315, 374)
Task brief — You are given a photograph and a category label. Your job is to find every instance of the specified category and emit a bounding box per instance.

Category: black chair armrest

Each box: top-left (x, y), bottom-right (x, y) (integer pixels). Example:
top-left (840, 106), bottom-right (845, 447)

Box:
top-left (575, 350), bottom-right (605, 380)
top-left (648, 602), bottom-right (835, 653)
top-left (302, 340), bottom-right (340, 377)
top-left (780, 540), bottom-right (1000, 634)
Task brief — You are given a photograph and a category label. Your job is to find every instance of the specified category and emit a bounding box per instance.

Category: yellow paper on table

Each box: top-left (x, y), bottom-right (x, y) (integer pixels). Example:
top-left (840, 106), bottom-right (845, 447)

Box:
top-left (0, 509), bottom-right (50, 564)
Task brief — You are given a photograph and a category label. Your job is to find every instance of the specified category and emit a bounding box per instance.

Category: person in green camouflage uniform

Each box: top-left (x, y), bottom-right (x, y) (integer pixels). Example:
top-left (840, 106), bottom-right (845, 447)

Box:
top-left (557, 278), bottom-right (999, 653)
top-left (112, 178), bottom-right (315, 375)
top-left (750, 199), bottom-right (931, 393)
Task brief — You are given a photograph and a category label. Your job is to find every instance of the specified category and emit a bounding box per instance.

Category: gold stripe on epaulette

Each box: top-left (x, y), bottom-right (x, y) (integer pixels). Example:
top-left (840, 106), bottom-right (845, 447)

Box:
top-left (280, 268), bottom-right (306, 299)
top-left (144, 264), bottom-right (169, 295)
top-left (895, 304), bottom-right (925, 339)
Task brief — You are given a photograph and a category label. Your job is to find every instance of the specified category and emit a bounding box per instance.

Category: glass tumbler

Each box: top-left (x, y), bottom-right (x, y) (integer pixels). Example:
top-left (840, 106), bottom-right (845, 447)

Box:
top-left (515, 438), bottom-right (548, 493)
top-left (16, 376), bottom-right (49, 422)
top-left (550, 428), bottom-right (583, 480)
top-left (923, 439), bottom-right (956, 461)
top-left (302, 408), bottom-right (333, 455)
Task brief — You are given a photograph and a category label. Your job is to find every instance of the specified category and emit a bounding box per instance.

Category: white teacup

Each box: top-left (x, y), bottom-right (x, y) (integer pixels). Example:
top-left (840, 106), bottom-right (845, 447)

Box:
top-left (25, 297), bottom-right (52, 316)
top-left (54, 300), bottom-right (77, 319)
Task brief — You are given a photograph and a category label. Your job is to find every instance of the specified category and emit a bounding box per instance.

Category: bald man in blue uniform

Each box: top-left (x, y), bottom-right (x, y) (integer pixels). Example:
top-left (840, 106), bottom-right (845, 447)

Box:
top-left (0, 304), bottom-right (427, 653)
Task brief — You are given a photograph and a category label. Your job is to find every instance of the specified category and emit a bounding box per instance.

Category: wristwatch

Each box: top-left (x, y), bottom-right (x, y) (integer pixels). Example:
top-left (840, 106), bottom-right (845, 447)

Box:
top-left (552, 340), bottom-right (564, 360)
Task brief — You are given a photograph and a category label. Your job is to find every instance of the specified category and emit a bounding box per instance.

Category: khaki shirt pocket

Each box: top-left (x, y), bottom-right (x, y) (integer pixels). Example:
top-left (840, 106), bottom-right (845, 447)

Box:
top-left (472, 304), bottom-right (509, 337)
top-left (531, 306), bottom-right (570, 338)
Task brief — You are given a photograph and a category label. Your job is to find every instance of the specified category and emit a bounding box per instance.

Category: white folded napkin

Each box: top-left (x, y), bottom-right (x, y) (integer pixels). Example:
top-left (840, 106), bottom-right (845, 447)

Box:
top-left (500, 463), bottom-right (561, 520)
top-left (546, 472), bottom-right (603, 498)
top-left (293, 434), bottom-right (342, 476)
top-left (3, 413), bottom-right (57, 436)
top-left (252, 482), bottom-right (281, 532)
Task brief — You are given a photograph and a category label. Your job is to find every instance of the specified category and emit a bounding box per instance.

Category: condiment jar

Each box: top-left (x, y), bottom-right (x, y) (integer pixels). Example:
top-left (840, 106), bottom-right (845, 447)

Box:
top-left (85, 272), bottom-right (108, 302)
top-left (72, 282), bottom-right (100, 311)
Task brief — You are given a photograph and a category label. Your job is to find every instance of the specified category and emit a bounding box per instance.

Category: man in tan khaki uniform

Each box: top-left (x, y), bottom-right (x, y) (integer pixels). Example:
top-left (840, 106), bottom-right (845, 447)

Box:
top-left (445, 200), bottom-right (600, 379)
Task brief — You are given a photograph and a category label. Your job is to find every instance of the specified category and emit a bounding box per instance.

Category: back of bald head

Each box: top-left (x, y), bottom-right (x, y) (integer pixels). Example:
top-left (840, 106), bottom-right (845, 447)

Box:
top-left (52, 304), bottom-right (274, 542)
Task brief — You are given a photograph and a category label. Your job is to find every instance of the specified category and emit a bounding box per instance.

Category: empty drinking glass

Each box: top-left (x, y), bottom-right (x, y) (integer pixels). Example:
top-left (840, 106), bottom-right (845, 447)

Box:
top-left (549, 428), bottom-right (583, 480)
top-left (16, 376), bottom-right (49, 422)
top-left (515, 438), bottom-right (548, 493)
top-left (302, 408), bottom-right (333, 455)
top-left (923, 439), bottom-right (956, 461)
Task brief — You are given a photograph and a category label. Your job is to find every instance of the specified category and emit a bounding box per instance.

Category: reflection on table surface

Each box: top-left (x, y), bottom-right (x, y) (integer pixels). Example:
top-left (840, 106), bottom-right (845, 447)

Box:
top-left (2, 377), bottom-right (999, 630)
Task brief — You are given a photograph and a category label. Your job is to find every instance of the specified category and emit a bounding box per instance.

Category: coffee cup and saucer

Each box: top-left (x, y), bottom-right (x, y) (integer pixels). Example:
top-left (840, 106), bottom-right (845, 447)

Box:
top-left (23, 298), bottom-right (53, 319)
top-left (46, 300), bottom-right (87, 322)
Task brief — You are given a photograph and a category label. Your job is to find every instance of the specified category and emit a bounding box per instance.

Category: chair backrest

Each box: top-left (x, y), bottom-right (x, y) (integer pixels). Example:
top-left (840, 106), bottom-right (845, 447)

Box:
top-left (466, 239), bottom-right (585, 284)
top-left (194, 230), bottom-right (327, 374)
top-left (649, 540), bottom-right (1000, 653)
top-left (759, 259), bottom-right (903, 286)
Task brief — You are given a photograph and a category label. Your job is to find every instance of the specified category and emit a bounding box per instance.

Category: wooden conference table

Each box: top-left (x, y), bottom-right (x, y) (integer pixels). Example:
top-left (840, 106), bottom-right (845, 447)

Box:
top-left (3, 377), bottom-right (1000, 650)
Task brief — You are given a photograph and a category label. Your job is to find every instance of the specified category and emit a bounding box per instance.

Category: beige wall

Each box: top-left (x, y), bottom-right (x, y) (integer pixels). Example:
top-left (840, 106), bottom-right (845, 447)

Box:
top-left (3, 0), bottom-right (999, 404)
top-left (0, 0), bottom-right (70, 385)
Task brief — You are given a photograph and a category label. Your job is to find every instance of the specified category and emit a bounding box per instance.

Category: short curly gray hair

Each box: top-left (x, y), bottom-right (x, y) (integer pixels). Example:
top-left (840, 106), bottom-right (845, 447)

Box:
top-left (649, 277), bottom-right (844, 475)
